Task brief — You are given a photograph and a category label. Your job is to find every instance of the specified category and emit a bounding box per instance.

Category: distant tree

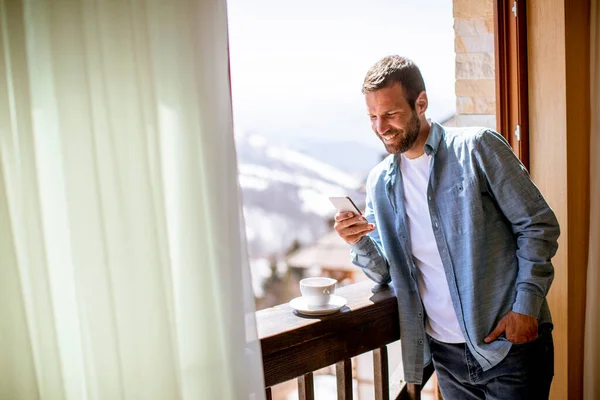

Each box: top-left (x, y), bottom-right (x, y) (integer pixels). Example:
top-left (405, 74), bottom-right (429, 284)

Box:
top-left (285, 239), bottom-right (301, 256)
top-left (256, 242), bottom-right (304, 310)
top-left (263, 254), bottom-right (281, 287)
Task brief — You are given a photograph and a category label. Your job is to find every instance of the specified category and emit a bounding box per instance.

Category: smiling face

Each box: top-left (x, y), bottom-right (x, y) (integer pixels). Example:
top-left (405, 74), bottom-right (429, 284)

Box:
top-left (365, 82), bottom-right (422, 154)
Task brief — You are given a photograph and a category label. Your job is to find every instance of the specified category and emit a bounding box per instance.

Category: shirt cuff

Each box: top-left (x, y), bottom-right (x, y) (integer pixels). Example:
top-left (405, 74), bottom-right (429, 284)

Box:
top-left (348, 236), bottom-right (371, 255)
top-left (512, 290), bottom-right (544, 319)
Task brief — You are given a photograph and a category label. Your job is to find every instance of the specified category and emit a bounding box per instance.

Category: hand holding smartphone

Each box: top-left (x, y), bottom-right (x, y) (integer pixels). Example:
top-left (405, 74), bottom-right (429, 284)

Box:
top-left (328, 196), bottom-right (366, 223)
top-left (329, 196), bottom-right (375, 244)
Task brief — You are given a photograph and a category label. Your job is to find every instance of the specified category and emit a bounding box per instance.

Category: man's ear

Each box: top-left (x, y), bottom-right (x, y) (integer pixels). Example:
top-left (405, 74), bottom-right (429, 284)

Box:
top-left (415, 91), bottom-right (428, 116)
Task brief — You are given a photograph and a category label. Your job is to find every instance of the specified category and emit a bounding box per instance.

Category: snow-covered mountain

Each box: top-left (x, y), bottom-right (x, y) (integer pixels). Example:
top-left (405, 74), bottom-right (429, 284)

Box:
top-left (236, 133), bottom-right (368, 259)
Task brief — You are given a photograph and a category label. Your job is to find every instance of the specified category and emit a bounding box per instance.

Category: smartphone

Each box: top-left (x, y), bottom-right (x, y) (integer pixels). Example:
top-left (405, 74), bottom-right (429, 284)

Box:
top-left (329, 196), bottom-right (367, 223)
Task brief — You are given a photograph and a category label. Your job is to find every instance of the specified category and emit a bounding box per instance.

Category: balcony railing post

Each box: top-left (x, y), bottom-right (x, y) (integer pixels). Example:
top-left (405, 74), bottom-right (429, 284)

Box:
top-left (298, 372), bottom-right (315, 400)
top-left (336, 358), bottom-right (353, 400)
top-left (398, 363), bottom-right (434, 400)
top-left (373, 346), bottom-right (389, 400)
top-left (405, 383), bottom-right (421, 400)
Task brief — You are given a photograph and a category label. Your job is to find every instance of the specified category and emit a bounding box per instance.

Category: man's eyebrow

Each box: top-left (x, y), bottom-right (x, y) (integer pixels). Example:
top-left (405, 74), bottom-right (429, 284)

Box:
top-left (367, 109), bottom-right (402, 115)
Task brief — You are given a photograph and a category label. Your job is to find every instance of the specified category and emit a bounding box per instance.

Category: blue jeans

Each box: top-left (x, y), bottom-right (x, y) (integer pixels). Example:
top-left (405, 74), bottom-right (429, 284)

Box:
top-left (428, 325), bottom-right (554, 400)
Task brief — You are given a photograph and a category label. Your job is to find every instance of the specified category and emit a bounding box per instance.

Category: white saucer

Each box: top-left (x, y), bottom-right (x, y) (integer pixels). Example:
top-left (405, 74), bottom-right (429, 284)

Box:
top-left (289, 295), bottom-right (347, 316)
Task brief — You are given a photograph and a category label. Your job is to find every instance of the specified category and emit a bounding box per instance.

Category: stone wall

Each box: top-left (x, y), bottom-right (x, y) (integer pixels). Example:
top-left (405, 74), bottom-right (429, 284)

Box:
top-left (452, 0), bottom-right (496, 129)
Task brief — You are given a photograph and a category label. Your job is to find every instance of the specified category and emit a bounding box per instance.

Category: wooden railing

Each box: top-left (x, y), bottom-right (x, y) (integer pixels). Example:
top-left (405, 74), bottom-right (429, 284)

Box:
top-left (256, 280), bottom-right (434, 400)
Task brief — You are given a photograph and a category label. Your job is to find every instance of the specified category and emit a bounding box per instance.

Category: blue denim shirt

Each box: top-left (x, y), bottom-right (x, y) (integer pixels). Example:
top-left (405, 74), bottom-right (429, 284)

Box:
top-left (349, 122), bottom-right (560, 384)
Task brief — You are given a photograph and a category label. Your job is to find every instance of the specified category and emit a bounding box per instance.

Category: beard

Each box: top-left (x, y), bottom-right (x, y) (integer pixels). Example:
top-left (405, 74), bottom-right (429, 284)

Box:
top-left (379, 111), bottom-right (421, 154)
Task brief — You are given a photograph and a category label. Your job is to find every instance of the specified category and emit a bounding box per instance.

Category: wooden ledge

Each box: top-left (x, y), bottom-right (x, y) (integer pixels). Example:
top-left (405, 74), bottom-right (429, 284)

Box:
top-left (256, 280), bottom-right (400, 387)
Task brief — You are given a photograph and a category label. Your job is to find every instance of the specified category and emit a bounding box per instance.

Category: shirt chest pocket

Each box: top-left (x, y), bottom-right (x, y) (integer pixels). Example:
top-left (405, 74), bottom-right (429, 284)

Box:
top-left (439, 175), bottom-right (486, 234)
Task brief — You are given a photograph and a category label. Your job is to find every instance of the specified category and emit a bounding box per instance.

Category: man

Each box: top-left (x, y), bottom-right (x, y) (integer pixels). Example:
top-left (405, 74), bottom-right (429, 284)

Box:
top-left (334, 55), bottom-right (559, 399)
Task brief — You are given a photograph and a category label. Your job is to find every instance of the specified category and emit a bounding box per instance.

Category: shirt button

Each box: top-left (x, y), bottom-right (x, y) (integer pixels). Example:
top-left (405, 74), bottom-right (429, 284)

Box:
top-left (434, 222), bottom-right (439, 228)
top-left (419, 340), bottom-right (424, 345)
top-left (418, 312), bottom-right (422, 317)
top-left (428, 196), bottom-right (432, 201)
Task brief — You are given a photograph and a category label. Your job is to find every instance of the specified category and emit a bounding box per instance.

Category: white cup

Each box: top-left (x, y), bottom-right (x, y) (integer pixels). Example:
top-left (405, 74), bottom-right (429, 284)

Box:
top-left (300, 277), bottom-right (337, 306)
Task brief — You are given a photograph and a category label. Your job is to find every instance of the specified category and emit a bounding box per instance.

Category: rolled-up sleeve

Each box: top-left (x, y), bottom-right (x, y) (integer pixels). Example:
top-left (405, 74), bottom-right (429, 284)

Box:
top-left (475, 130), bottom-right (560, 319)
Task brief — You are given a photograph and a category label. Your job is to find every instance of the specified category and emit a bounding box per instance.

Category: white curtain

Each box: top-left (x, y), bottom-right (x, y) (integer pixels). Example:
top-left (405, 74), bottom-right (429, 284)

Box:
top-left (0, 0), bottom-right (265, 399)
top-left (585, 0), bottom-right (600, 398)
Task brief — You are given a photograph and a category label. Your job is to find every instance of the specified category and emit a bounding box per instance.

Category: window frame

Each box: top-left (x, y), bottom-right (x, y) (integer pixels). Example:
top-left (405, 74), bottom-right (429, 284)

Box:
top-left (494, 0), bottom-right (530, 169)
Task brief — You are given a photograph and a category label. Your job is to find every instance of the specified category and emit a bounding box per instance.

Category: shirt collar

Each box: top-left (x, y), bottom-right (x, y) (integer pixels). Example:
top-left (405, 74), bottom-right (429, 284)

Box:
top-left (424, 120), bottom-right (443, 156)
top-left (385, 120), bottom-right (443, 177)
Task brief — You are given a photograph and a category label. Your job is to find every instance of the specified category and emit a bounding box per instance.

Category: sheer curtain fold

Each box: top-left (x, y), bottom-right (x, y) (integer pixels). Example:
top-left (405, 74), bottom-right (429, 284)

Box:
top-left (585, 0), bottom-right (600, 398)
top-left (0, 0), bottom-right (264, 399)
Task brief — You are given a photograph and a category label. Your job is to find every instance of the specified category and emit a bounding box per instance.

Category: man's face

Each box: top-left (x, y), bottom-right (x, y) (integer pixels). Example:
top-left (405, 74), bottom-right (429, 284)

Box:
top-left (365, 83), bottom-right (421, 154)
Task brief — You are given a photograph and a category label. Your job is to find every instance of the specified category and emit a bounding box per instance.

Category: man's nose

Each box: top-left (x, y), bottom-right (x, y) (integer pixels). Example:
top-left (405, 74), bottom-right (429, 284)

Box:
top-left (375, 119), bottom-right (390, 135)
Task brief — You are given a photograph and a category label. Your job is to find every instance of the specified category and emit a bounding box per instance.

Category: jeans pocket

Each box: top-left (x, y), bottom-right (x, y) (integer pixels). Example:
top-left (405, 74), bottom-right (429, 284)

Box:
top-left (496, 334), bottom-right (537, 347)
top-left (509, 338), bottom-right (538, 347)
top-left (539, 332), bottom-right (554, 377)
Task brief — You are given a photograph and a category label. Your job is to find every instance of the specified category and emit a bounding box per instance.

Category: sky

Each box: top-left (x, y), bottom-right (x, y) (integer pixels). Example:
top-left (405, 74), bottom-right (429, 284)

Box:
top-left (226, 0), bottom-right (456, 145)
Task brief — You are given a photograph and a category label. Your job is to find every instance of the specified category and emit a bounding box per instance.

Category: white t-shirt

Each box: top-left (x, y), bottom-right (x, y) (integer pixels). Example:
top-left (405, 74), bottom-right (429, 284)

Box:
top-left (400, 153), bottom-right (465, 343)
